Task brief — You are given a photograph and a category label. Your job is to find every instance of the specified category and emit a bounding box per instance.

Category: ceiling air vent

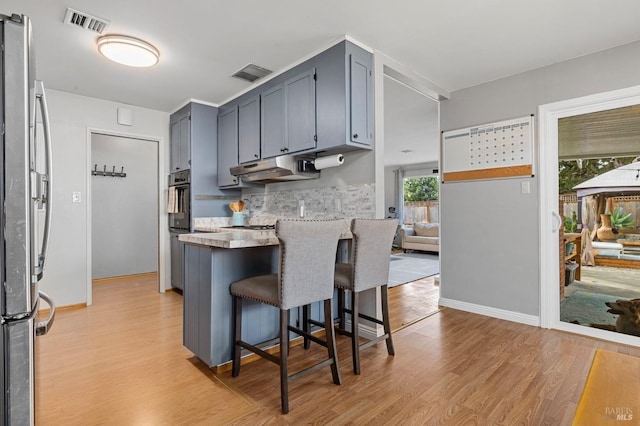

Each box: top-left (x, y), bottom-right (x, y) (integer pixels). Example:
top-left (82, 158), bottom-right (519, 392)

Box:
top-left (63, 8), bottom-right (110, 34)
top-left (232, 64), bottom-right (272, 83)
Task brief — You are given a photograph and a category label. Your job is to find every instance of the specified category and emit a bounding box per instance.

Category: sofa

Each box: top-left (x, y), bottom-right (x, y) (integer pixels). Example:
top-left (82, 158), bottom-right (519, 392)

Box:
top-left (399, 223), bottom-right (439, 253)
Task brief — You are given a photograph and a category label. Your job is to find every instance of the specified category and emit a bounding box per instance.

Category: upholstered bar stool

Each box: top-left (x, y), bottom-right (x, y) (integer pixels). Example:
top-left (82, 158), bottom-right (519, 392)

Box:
top-left (334, 218), bottom-right (398, 374)
top-left (229, 219), bottom-right (343, 414)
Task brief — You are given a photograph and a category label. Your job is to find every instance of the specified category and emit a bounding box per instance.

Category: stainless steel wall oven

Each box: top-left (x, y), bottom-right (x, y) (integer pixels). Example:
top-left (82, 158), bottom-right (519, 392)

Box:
top-left (168, 170), bottom-right (190, 231)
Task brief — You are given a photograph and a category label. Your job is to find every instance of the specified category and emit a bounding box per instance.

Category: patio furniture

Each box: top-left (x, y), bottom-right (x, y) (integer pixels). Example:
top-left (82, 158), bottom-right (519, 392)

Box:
top-left (591, 241), bottom-right (623, 258)
top-left (617, 235), bottom-right (640, 254)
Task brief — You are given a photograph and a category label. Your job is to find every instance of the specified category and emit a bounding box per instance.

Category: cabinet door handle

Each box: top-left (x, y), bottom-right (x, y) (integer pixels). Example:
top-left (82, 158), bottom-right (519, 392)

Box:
top-left (353, 133), bottom-right (359, 139)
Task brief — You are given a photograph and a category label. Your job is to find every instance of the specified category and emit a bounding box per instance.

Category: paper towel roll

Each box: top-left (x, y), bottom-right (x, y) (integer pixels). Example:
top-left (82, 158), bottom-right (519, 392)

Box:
top-left (313, 154), bottom-right (344, 170)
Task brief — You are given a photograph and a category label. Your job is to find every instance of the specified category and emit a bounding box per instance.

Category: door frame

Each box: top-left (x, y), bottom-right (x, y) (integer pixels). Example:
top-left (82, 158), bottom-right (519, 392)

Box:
top-left (539, 84), bottom-right (640, 347)
top-left (86, 129), bottom-right (165, 305)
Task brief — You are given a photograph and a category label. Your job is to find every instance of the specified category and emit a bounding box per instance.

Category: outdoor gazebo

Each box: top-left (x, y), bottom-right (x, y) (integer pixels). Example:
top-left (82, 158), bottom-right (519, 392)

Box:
top-left (573, 161), bottom-right (640, 234)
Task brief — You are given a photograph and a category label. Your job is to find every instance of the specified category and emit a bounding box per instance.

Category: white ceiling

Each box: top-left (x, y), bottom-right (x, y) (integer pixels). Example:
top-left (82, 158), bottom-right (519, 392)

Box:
top-left (4, 1), bottom-right (640, 167)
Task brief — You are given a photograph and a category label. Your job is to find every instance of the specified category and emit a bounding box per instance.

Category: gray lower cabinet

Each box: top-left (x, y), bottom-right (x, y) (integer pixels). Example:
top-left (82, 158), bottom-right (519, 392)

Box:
top-left (182, 243), bottom-right (335, 368)
top-left (183, 244), bottom-right (279, 367)
top-left (170, 231), bottom-right (187, 291)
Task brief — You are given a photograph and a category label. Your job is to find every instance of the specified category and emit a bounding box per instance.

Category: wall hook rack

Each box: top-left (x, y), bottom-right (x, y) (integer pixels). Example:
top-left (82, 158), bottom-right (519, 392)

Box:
top-left (92, 164), bottom-right (127, 178)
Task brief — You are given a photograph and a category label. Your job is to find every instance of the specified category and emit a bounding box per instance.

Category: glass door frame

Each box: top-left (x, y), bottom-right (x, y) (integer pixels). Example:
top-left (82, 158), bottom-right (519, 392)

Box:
top-left (538, 85), bottom-right (640, 347)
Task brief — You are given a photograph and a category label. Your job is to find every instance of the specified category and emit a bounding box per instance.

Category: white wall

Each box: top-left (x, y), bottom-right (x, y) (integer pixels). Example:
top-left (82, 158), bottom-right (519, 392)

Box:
top-left (39, 90), bottom-right (169, 307)
top-left (439, 40), bottom-right (640, 319)
top-left (91, 134), bottom-right (159, 279)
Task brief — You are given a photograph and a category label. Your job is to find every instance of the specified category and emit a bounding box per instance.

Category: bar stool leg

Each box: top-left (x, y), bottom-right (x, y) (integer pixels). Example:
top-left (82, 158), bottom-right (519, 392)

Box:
top-left (279, 309), bottom-right (290, 414)
top-left (337, 289), bottom-right (346, 331)
top-left (351, 291), bottom-right (361, 375)
top-left (302, 304), bottom-right (311, 350)
top-left (232, 296), bottom-right (242, 377)
top-left (381, 284), bottom-right (395, 356)
top-left (324, 298), bottom-right (342, 385)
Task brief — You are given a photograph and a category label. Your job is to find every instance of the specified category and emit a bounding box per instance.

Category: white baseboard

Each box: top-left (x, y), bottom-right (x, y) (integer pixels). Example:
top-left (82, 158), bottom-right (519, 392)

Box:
top-left (439, 298), bottom-right (540, 327)
top-left (345, 319), bottom-right (381, 340)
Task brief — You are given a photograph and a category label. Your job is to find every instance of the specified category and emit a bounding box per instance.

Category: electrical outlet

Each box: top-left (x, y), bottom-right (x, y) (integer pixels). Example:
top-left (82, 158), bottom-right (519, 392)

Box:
top-left (72, 191), bottom-right (81, 203)
top-left (521, 181), bottom-right (530, 194)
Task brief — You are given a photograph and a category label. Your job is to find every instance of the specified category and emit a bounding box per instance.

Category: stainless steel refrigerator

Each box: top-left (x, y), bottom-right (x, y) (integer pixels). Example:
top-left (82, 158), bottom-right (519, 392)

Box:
top-left (0, 13), bottom-right (55, 425)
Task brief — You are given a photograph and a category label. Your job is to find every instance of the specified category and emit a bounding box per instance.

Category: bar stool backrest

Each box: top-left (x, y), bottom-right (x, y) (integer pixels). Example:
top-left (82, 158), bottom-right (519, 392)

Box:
top-left (276, 219), bottom-right (343, 310)
top-left (350, 218), bottom-right (399, 292)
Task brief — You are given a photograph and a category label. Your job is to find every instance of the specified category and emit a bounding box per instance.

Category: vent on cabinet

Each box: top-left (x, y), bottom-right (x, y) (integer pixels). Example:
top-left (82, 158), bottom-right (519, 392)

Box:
top-left (63, 8), bottom-right (110, 34)
top-left (232, 64), bottom-right (273, 83)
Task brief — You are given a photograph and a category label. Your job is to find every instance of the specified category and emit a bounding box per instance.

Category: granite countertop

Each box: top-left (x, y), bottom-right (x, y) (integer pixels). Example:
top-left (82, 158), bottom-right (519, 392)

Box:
top-left (180, 220), bottom-right (352, 249)
top-left (179, 229), bottom-right (280, 249)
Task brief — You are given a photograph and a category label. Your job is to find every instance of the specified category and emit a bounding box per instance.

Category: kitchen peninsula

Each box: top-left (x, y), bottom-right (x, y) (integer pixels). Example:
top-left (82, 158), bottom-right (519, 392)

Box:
top-left (178, 223), bottom-right (351, 368)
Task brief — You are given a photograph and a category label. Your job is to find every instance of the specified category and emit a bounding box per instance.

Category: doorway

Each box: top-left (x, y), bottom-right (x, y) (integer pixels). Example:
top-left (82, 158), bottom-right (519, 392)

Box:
top-left (90, 133), bottom-right (159, 299)
top-left (378, 58), bottom-right (445, 329)
top-left (539, 85), bottom-right (640, 346)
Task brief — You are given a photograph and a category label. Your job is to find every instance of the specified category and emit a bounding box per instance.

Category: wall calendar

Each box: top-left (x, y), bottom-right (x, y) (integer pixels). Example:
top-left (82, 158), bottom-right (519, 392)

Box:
top-left (441, 115), bottom-right (534, 182)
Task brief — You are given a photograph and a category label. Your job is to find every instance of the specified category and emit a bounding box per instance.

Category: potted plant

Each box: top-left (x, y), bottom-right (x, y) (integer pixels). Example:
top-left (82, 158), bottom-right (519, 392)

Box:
top-left (610, 207), bottom-right (633, 229)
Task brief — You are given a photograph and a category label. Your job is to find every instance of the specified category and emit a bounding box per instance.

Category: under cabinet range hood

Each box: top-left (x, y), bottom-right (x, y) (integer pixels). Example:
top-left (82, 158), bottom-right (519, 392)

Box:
top-left (230, 155), bottom-right (319, 183)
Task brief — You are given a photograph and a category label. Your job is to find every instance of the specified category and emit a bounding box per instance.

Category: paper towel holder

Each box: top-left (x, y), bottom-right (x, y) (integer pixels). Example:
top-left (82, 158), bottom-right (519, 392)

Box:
top-left (300, 154), bottom-right (345, 172)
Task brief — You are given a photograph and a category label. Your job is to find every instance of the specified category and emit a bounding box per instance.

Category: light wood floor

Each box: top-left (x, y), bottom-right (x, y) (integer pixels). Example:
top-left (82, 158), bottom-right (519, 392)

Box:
top-left (389, 276), bottom-right (440, 331)
top-left (36, 274), bottom-right (640, 425)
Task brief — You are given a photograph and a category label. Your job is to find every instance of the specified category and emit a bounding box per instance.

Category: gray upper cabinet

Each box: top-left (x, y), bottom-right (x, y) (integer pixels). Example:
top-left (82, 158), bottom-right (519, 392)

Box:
top-left (217, 41), bottom-right (373, 181)
top-left (169, 102), bottom-right (235, 218)
top-left (285, 68), bottom-right (317, 155)
top-left (260, 84), bottom-right (285, 159)
top-left (217, 106), bottom-right (239, 187)
top-left (261, 68), bottom-right (316, 159)
top-left (170, 110), bottom-right (191, 171)
top-left (349, 51), bottom-right (373, 146)
top-left (238, 96), bottom-right (261, 164)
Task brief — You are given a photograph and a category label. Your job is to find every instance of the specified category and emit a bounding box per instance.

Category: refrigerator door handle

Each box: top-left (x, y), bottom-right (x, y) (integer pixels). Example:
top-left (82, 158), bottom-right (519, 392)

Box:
top-left (34, 80), bottom-right (53, 279)
top-left (35, 291), bottom-right (55, 336)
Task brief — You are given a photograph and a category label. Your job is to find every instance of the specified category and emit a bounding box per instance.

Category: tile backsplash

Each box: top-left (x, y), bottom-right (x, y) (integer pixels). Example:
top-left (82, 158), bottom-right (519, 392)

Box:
top-left (243, 184), bottom-right (375, 223)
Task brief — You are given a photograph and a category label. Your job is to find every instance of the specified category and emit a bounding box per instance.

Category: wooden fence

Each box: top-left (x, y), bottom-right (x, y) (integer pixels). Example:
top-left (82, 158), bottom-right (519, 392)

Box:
top-left (403, 201), bottom-right (439, 224)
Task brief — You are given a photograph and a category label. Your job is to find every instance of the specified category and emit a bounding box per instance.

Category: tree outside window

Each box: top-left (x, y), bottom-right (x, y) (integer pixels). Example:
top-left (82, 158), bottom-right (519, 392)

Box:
top-left (402, 176), bottom-right (439, 224)
top-left (403, 176), bottom-right (439, 201)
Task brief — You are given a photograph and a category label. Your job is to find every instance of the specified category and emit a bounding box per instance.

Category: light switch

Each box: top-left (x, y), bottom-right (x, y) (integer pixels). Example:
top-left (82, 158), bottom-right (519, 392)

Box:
top-left (72, 192), bottom-right (81, 203)
top-left (520, 181), bottom-right (530, 194)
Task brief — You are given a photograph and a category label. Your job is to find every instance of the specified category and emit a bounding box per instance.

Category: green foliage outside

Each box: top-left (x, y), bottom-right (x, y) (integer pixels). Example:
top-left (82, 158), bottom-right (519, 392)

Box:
top-left (564, 211), bottom-right (578, 233)
top-left (558, 157), bottom-right (634, 194)
top-left (403, 177), bottom-right (439, 202)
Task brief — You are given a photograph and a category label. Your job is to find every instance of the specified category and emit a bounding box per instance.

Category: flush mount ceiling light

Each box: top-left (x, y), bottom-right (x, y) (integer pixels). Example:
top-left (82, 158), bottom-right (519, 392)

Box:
top-left (97, 35), bottom-right (159, 67)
